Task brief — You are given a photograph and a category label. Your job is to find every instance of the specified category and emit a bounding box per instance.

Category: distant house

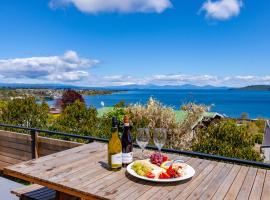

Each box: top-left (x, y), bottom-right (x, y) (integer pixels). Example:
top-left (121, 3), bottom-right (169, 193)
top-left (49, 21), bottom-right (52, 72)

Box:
top-left (49, 107), bottom-right (61, 115)
top-left (174, 110), bottom-right (223, 129)
top-left (262, 120), bottom-right (270, 162)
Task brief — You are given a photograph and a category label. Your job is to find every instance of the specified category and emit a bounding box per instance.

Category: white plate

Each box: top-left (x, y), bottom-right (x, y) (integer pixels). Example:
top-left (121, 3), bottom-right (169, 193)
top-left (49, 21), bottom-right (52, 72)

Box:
top-left (126, 161), bottom-right (195, 183)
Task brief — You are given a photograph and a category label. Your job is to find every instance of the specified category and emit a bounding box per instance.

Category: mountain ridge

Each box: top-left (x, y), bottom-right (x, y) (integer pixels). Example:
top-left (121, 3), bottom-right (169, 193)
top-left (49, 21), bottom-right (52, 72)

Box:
top-left (0, 83), bottom-right (230, 90)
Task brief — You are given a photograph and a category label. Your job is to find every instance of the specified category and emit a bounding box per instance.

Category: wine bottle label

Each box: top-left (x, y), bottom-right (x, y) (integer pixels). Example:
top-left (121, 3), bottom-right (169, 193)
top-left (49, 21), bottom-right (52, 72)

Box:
top-left (111, 153), bottom-right (122, 166)
top-left (122, 152), bottom-right (133, 164)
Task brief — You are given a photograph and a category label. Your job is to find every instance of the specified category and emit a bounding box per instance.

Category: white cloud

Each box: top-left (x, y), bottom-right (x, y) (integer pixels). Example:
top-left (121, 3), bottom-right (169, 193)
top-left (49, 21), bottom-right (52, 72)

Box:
top-left (0, 50), bottom-right (98, 82)
top-left (0, 53), bottom-right (269, 87)
top-left (100, 74), bottom-right (270, 87)
top-left (47, 71), bottom-right (89, 82)
top-left (102, 75), bottom-right (145, 85)
top-left (201, 0), bottom-right (243, 20)
top-left (223, 75), bottom-right (270, 86)
top-left (150, 74), bottom-right (218, 83)
top-left (49, 0), bottom-right (172, 14)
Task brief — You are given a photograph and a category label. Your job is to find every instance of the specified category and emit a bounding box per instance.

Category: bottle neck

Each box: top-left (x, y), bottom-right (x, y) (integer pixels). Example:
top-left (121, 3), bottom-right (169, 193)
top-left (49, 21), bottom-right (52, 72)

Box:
top-left (124, 123), bottom-right (131, 130)
top-left (111, 127), bottom-right (118, 137)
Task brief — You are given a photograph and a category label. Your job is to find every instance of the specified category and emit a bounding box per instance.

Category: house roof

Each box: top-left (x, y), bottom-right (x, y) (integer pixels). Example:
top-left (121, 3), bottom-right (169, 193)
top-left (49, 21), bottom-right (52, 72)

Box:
top-left (97, 107), bottom-right (114, 118)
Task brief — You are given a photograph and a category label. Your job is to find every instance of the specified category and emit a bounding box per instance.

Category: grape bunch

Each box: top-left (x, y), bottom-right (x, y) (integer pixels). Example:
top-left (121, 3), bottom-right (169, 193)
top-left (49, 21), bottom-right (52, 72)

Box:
top-left (150, 153), bottom-right (168, 166)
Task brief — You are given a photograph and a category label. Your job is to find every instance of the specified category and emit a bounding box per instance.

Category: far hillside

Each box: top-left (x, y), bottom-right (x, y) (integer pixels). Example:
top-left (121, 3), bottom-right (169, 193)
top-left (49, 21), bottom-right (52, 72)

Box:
top-left (235, 85), bottom-right (270, 91)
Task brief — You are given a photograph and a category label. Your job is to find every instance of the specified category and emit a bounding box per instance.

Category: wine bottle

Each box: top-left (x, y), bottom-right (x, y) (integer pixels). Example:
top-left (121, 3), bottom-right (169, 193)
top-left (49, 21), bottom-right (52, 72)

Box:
top-left (108, 116), bottom-right (122, 170)
top-left (121, 116), bottom-right (133, 167)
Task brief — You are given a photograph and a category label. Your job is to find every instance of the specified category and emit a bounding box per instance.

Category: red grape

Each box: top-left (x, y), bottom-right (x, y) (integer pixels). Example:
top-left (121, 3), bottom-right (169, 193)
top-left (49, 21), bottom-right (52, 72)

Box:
top-left (150, 153), bottom-right (168, 166)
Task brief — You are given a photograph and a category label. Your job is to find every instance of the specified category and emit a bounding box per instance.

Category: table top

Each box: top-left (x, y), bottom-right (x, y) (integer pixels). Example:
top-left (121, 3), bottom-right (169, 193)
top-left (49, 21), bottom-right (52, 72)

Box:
top-left (4, 142), bottom-right (270, 200)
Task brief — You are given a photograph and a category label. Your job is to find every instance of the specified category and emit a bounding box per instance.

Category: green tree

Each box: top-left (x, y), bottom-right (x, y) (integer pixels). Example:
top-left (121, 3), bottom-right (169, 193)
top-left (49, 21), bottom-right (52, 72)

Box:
top-left (240, 112), bottom-right (249, 120)
top-left (192, 120), bottom-right (262, 161)
top-left (51, 100), bottom-right (99, 137)
top-left (254, 118), bottom-right (266, 133)
top-left (0, 100), bottom-right (7, 116)
top-left (1, 97), bottom-right (49, 128)
top-left (114, 100), bottom-right (126, 108)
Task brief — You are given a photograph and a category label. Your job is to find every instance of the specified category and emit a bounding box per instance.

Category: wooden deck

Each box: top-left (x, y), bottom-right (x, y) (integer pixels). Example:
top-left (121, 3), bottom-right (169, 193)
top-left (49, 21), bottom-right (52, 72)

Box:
top-left (3, 142), bottom-right (270, 200)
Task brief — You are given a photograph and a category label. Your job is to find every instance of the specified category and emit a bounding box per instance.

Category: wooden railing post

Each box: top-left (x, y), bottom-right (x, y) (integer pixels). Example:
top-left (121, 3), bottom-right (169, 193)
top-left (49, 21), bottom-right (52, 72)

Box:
top-left (30, 130), bottom-right (38, 159)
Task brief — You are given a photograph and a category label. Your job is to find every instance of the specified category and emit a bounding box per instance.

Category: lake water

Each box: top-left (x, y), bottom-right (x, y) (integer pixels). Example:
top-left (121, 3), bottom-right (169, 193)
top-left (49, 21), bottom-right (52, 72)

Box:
top-left (48, 89), bottom-right (270, 119)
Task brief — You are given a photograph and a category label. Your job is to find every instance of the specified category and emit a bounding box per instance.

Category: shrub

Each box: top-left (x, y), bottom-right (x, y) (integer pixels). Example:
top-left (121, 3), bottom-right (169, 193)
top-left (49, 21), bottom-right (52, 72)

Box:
top-left (0, 97), bottom-right (49, 128)
top-left (50, 100), bottom-right (98, 138)
top-left (126, 97), bottom-right (176, 130)
top-left (125, 98), bottom-right (206, 148)
top-left (255, 119), bottom-right (266, 133)
top-left (192, 120), bottom-right (262, 161)
top-left (240, 112), bottom-right (249, 119)
top-left (253, 133), bottom-right (263, 144)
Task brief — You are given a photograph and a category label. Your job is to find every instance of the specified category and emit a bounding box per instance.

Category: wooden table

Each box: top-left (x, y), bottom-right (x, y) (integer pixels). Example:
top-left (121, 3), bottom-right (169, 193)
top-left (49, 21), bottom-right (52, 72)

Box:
top-left (3, 142), bottom-right (270, 200)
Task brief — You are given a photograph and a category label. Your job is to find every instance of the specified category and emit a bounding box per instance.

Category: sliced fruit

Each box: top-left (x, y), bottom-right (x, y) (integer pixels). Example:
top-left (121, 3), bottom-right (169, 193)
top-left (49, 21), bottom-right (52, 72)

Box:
top-left (160, 161), bottom-right (173, 169)
top-left (166, 165), bottom-right (176, 178)
top-left (159, 172), bottom-right (170, 179)
top-left (145, 172), bottom-right (155, 179)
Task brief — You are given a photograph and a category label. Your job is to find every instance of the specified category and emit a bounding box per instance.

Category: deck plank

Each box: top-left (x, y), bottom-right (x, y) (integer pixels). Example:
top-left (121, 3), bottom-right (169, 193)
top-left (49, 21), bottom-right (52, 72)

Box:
top-left (261, 170), bottom-right (270, 200)
top-left (185, 162), bottom-right (226, 200)
top-left (236, 167), bottom-right (257, 200)
top-left (211, 164), bottom-right (241, 200)
top-left (199, 163), bottom-right (233, 200)
top-left (249, 169), bottom-right (266, 200)
top-left (224, 166), bottom-right (249, 200)
top-left (174, 161), bottom-right (218, 200)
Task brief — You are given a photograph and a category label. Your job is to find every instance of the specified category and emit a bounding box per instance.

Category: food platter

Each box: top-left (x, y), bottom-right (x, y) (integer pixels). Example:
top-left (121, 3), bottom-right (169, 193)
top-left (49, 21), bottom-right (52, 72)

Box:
top-left (126, 158), bottom-right (195, 183)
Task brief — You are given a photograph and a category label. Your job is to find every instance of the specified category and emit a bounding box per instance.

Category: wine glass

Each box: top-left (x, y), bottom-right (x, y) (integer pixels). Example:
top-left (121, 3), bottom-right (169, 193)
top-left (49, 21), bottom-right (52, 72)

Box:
top-left (136, 128), bottom-right (150, 159)
top-left (153, 128), bottom-right (167, 152)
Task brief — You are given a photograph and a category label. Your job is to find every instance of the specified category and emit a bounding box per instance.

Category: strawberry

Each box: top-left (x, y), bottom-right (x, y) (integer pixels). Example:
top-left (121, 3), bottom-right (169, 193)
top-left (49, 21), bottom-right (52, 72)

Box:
top-left (166, 165), bottom-right (176, 178)
top-left (159, 172), bottom-right (170, 179)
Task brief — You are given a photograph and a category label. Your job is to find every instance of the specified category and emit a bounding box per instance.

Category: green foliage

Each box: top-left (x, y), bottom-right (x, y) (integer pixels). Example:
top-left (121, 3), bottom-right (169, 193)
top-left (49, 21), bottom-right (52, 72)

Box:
top-left (0, 97), bottom-right (49, 128)
top-left (50, 100), bottom-right (99, 138)
top-left (254, 118), bottom-right (266, 133)
top-left (253, 133), bottom-right (263, 144)
top-left (105, 107), bottom-right (126, 123)
top-left (246, 121), bottom-right (259, 135)
top-left (240, 112), bottom-right (249, 119)
top-left (192, 120), bottom-right (262, 161)
top-left (96, 116), bottom-right (112, 139)
top-left (114, 100), bottom-right (126, 108)
top-left (0, 100), bottom-right (7, 120)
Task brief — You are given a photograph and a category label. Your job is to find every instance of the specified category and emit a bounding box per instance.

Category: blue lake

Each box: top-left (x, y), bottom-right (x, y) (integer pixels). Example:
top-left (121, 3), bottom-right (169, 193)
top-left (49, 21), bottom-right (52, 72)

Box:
top-left (48, 89), bottom-right (270, 119)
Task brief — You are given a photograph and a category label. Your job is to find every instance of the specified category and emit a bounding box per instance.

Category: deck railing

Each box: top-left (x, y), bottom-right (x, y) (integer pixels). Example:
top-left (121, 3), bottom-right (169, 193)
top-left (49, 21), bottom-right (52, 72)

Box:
top-left (0, 123), bottom-right (270, 169)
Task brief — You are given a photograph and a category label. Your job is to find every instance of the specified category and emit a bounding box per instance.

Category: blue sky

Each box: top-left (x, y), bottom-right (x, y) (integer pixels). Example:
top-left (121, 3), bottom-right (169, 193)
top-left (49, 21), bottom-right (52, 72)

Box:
top-left (0, 0), bottom-right (269, 86)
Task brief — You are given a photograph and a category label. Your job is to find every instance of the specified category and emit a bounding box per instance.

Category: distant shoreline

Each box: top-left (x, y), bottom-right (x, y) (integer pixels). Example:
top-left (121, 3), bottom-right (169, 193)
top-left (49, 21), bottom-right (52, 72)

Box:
top-left (232, 85), bottom-right (270, 91)
top-left (0, 88), bottom-right (121, 101)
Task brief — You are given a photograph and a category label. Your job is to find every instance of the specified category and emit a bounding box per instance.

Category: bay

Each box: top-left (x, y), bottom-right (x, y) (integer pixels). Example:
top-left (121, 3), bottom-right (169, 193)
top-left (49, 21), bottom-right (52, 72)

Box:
top-left (48, 89), bottom-right (270, 119)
